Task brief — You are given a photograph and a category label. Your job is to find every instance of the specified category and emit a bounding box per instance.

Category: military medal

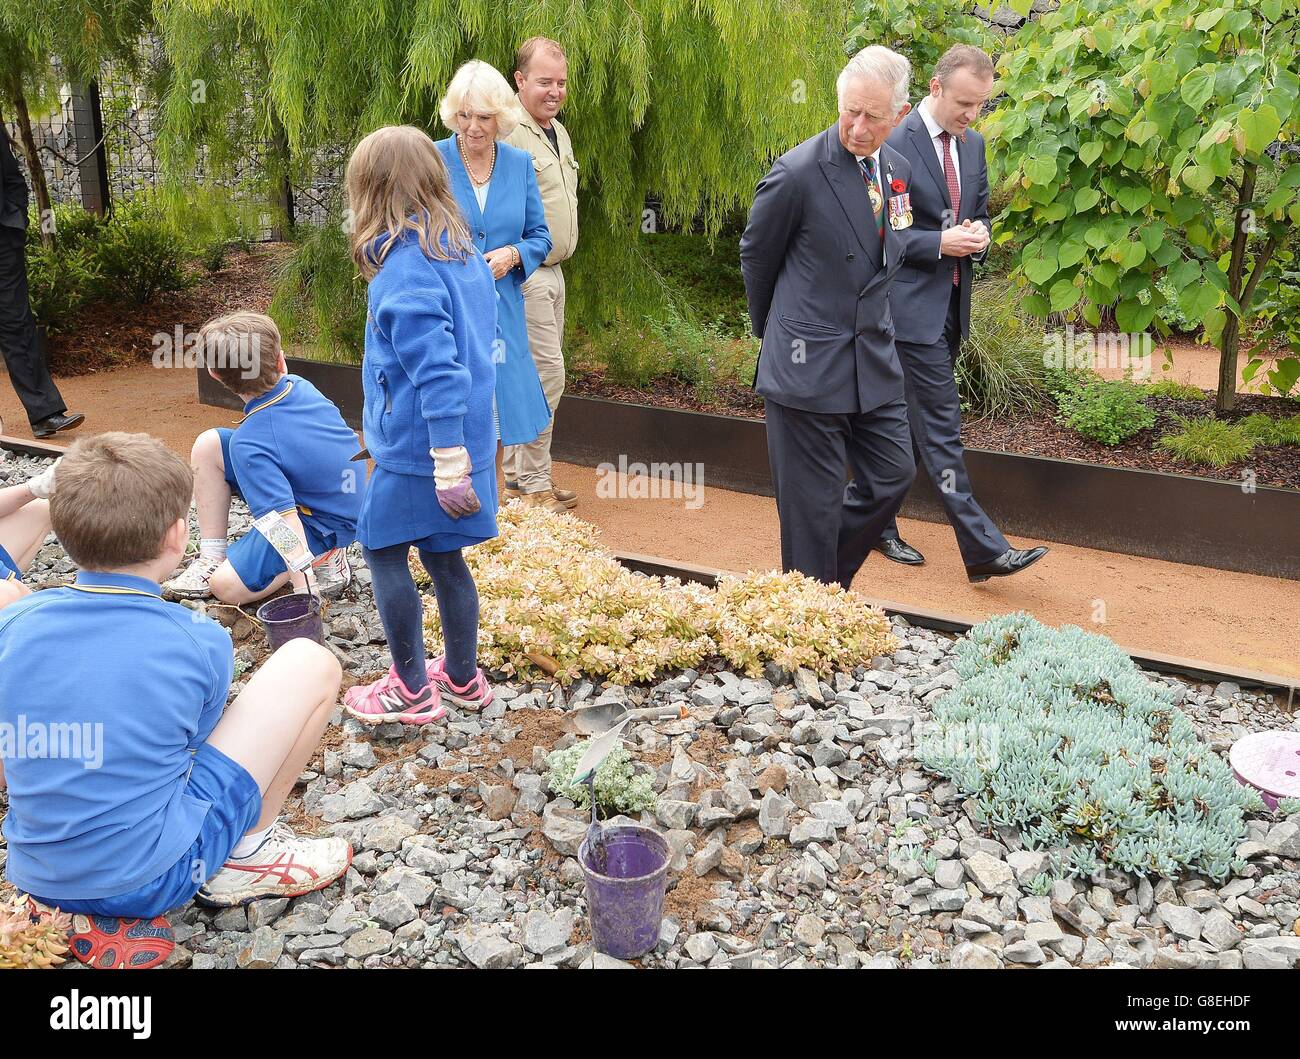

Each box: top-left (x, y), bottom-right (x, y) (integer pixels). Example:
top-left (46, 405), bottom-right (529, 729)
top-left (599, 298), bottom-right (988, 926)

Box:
top-left (866, 181), bottom-right (883, 216)
top-left (887, 175), bottom-right (913, 230)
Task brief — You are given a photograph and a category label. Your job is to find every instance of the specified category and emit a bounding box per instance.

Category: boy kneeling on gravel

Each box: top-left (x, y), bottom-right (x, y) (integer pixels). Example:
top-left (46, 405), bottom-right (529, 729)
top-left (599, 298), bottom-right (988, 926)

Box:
top-left (164, 311), bottom-right (362, 603)
top-left (0, 432), bottom-right (351, 969)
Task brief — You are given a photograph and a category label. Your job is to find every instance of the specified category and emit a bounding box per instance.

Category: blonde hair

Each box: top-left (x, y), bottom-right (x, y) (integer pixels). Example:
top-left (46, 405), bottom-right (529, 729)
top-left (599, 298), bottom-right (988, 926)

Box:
top-left (52, 432), bottom-right (192, 571)
top-left (200, 311), bottom-right (282, 396)
top-left (346, 125), bottom-right (473, 280)
top-left (439, 60), bottom-right (524, 138)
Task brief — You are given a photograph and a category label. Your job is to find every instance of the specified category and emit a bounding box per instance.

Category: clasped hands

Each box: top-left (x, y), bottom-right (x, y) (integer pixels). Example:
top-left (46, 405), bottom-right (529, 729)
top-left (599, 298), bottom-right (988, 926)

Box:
top-left (940, 219), bottom-right (990, 258)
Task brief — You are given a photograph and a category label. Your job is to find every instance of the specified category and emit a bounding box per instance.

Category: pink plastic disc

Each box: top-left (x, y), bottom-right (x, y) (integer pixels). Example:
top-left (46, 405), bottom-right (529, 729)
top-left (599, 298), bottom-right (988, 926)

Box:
top-left (1229, 731), bottom-right (1300, 810)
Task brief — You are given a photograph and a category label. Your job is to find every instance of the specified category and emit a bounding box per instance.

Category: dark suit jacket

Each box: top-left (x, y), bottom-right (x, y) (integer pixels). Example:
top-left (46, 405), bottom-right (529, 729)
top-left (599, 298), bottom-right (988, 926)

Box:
top-left (886, 106), bottom-right (989, 345)
top-left (740, 124), bottom-right (912, 415)
top-left (0, 126), bottom-right (30, 231)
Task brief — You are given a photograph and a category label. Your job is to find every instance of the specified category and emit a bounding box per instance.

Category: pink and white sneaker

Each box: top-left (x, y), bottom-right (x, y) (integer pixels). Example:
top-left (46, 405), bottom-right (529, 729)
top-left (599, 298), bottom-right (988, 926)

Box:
top-left (426, 656), bottom-right (494, 711)
top-left (343, 666), bottom-right (447, 725)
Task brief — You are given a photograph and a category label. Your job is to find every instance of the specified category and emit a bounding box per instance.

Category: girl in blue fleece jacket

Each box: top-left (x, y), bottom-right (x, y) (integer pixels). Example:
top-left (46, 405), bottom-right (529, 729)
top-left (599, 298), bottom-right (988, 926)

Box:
top-left (342, 125), bottom-right (498, 724)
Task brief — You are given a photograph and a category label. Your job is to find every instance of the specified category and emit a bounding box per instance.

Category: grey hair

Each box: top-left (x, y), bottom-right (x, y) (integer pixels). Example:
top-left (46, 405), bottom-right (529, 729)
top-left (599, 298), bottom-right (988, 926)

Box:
top-left (837, 45), bottom-right (911, 115)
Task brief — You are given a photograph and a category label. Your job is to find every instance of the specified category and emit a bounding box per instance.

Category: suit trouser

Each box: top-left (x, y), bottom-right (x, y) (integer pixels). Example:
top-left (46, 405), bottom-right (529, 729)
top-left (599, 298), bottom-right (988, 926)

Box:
top-left (764, 395), bottom-right (916, 590)
top-left (0, 227), bottom-right (65, 425)
top-left (503, 263), bottom-right (566, 494)
top-left (883, 286), bottom-right (1008, 566)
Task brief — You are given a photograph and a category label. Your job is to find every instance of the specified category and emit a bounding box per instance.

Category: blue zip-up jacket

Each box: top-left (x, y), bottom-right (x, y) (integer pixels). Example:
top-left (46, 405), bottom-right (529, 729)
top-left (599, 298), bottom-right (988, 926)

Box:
top-left (362, 226), bottom-right (498, 475)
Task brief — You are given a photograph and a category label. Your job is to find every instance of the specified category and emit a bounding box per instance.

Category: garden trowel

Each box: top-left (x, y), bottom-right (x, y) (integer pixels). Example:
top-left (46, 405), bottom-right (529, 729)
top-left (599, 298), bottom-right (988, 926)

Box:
top-left (567, 701), bottom-right (687, 736)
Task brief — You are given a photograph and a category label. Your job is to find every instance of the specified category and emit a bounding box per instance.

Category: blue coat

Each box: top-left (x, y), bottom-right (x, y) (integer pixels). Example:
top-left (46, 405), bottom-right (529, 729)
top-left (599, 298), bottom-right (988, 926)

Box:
top-left (362, 228), bottom-right (499, 475)
top-left (436, 134), bottom-right (553, 446)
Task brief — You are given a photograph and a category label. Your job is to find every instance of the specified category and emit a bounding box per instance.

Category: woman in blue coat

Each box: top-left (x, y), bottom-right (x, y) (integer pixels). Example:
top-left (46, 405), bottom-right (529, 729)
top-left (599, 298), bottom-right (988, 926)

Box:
top-left (436, 60), bottom-right (553, 484)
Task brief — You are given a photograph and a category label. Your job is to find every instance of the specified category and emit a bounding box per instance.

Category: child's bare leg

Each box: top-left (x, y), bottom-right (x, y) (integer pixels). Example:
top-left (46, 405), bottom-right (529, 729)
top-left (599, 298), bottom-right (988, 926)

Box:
top-left (192, 429), bottom-right (233, 541)
top-left (209, 564), bottom-right (290, 606)
top-left (0, 499), bottom-right (50, 571)
top-left (206, 638), bottom-right (341, 831)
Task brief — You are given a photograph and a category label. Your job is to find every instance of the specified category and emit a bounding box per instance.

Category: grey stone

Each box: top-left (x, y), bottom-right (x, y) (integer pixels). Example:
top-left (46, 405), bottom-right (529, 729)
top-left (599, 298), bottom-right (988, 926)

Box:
top-left (656, 799), bottom-right (698, 831)
top-left (949, 941), bottom-right (1001, 969)
top-left (369, 891), bottom-right (418, 930)
top-left (962, 851), bottom-right (1014, 894)
top-left (542, 806), bottom-right (589, 856)
top-left (237, 927), bottom-right (284, 969)
top-left (810, 800), bottom-right (854, 829)
top-left (1201, 908), bottom-right (1242, 952)
top-left (523, 908), bottom-right (575, 956)
top-left (1264, 821), bottom-right (1300, 858)
top-left (758, 790), bottom-right (794, 838)
top-left (934, 860), bottom-right (965, 890)
top-left (789, 817), bottom-right (837, 846)
top-left (1003, 940), bottom-right (1046, 965)
top-left (342, 927), bottom-right (394, 959)
top-left (684, 933), bottom-right (719, 962)
top-left (1157, 902), bottom-right (1204, 941)
top-left (456, 927), bottom-right (523, 969)
top-left (793, 914), bottom-right (826, 947)
top-left (342, 780), bottom-right (386, 819)
top-left (362, 814), bottom-right (417, 853)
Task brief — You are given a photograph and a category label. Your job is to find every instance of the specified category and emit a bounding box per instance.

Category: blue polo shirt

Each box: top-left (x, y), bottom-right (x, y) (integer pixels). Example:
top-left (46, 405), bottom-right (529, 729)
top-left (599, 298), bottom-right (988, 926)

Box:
top-left (0, 571), bottom-right (234, 900)
top-left (229, 374), bottom-right (362, 544)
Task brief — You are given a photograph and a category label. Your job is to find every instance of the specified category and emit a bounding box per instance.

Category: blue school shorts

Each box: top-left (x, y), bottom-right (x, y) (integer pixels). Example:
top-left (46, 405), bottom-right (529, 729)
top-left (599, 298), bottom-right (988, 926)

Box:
top-left (31, 742), bottom-right (263, 919)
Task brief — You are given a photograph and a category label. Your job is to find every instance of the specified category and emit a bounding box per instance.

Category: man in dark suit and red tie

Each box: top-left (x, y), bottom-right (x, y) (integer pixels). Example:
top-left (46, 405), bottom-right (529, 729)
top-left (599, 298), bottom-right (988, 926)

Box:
top-left (740, 46), bottom-right (918, 590)
top-left (877, 45), bottom-right (1048, 583)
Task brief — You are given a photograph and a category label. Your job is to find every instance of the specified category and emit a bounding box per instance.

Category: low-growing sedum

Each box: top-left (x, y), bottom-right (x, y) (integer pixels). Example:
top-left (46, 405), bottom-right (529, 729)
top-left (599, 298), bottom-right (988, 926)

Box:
top-left (0, 895), bottom-right (71, 969)
top-left (919, 613), bottom-right (1264, 882)
top-left (415, 503), bottom-right (896, 684)
top-left (545, 740), bottom-right (657, 815)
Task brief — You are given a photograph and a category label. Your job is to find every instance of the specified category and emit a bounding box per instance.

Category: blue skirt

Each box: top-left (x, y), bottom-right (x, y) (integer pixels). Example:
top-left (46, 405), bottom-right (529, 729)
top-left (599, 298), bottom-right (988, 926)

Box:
top-left (357, 463), bottom-right (499, 553)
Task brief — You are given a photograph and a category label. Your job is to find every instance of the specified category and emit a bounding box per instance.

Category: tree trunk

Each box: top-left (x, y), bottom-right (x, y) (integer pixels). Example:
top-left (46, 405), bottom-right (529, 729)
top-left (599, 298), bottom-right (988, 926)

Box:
top-left (6, 73), bottom-right (53, 248)
top-left (1216, 162), bottom-right (1256, 415)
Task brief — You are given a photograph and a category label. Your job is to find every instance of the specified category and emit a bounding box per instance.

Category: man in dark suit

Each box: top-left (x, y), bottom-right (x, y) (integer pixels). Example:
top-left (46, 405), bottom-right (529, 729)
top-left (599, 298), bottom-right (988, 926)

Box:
top-left (0, 125), bottom-right (83, 438)
top-left (741, 45), bottom-right (917, 589)
top-left (878, 45), bottom-right (1046, 583)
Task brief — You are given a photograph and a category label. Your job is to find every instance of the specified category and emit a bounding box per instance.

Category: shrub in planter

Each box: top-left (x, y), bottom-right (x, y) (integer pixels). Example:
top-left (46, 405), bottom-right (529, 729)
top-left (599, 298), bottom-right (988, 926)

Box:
top-left (1144, 378), bottom-right (1205, 401)
top-left (1054, 377), bottom-right (1156, 446)
top-left (415, 503), bottom-right (896, 685)
top-left (919, 613), bottom-right (1263, 881)
top-left (544, 740), bottom-right (656, 814)
top-left (955, 281), bottom-right (1054, 420)
top-left (25, 238), bottom-right (98, 333)
top-left (90, 201), bottom-right (191, 305)
top-left (1238, 413), bottom-right (1300, 447)
top-left (1158, 416), bottom-right (1255, 467)
top-left (270, 219), bottom-right (366, 361)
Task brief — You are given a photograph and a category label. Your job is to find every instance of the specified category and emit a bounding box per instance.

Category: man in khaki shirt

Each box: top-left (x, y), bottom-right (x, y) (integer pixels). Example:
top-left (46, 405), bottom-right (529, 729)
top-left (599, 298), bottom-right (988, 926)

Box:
top-left (503, 36), bottom-right (580, 511)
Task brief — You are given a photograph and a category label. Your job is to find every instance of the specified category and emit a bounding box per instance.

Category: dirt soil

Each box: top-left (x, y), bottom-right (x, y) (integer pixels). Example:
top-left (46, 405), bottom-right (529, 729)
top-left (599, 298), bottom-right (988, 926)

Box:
top-left (2, 359), bottom-right (1296, 681)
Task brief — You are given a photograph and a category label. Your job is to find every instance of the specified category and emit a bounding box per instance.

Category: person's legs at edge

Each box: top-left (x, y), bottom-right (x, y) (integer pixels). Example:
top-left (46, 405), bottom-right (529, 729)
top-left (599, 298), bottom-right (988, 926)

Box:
top-left (416, 547), bottom-right (479, 687)
top-left (0, 497), bottom-right (50, 569)
top-left (361, 540), bottom-right (429, 693)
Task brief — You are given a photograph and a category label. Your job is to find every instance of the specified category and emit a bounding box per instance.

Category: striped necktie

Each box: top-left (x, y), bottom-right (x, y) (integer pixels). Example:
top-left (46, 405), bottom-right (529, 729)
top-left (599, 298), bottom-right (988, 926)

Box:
top-left (940, 130), bottom-right (961, 286)
top-left (859, 155), bottom-right (884, 240)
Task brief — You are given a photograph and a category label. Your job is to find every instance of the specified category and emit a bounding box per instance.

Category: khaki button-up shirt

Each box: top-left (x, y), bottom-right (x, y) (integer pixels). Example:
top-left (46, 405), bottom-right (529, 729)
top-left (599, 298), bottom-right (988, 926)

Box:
top-left (506, 104), bottom-right (579, 266)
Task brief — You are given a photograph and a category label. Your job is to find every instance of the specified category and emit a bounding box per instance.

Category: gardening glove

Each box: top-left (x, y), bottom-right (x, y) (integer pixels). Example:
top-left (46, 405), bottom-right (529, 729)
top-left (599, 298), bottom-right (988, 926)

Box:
top-left (431, 446), bottom-right (480, 519)
top-left (26, 457), bottom-right (62, 500)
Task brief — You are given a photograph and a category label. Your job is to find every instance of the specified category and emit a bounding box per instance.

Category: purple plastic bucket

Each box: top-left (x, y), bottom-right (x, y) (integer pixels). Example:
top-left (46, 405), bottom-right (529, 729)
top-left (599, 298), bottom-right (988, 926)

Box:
top-left (579, 824), bottom-right (670, 960)
top-left (256, 592), bottom-right (325, 652)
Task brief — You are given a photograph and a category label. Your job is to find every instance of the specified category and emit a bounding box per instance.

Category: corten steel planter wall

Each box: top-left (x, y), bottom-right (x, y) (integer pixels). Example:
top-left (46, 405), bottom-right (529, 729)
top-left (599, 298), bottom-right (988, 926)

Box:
top-left (197, 363), bottom-right (1300, 581)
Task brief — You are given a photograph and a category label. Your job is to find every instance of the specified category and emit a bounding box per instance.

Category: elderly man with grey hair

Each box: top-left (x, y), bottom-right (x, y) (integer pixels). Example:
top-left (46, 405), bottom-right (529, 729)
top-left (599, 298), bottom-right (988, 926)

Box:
top-left (740, 45), bottom-right (917, 590)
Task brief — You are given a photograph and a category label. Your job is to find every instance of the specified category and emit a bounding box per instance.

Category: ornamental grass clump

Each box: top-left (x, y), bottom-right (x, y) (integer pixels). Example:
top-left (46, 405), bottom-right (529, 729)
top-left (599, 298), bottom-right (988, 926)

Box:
top-left (544, 740), bottom-right (657, 814)
top-left (919, 613), bottom-right (1264, 882)
top-left (415, 504), bottom-right (895, 684)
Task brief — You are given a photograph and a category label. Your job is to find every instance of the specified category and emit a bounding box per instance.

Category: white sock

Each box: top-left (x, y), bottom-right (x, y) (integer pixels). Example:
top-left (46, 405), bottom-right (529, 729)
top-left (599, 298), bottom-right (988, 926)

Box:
top-left (199, 538), bottom-right (228, 560)
top-left (230, 820), bottom-right (276, 860)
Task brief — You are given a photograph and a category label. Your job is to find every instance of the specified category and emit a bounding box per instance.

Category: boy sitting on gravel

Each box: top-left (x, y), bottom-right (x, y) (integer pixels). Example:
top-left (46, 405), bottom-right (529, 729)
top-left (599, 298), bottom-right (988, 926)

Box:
top-left (0, 432), bottom-right (351, 969)
top-left (0, 455), bottom-right (58, 611)
top-left (164, 311), bottom-right (362, 603)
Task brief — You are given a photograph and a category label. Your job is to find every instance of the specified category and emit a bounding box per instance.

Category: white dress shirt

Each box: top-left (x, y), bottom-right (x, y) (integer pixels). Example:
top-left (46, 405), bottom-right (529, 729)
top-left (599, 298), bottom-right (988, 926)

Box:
top-left (918, 97), bottom-right (960, 199)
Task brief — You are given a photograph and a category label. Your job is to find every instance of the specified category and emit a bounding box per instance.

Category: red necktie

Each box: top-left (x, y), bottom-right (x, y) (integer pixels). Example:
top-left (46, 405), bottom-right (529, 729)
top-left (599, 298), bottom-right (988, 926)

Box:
top-left (940, 130), bottom-right (960, 286)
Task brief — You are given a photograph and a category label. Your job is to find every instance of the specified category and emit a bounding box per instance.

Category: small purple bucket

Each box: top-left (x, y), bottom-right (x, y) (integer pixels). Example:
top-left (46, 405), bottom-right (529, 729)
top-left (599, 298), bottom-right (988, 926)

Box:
top-left (579, 824), bottom-right (670, 960)
top-left (1229, 731), bottom-right (1300, 810)
top-left (256, 592), bottom-right (325, 652)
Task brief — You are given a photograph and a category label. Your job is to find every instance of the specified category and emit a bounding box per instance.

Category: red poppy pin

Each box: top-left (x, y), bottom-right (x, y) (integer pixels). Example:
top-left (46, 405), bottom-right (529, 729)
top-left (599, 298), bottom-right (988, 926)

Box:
top-left (890, 178), bottom-right (906, 193)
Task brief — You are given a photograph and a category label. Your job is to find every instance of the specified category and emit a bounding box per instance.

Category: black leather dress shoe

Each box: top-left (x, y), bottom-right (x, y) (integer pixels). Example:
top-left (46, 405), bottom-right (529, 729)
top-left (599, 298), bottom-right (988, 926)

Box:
top-left (877, 537), bottom-right (925, 565)
top-left (966, 546), bottom-right (1049, 583)
top-left (31, 412), bottom-right (85, 438)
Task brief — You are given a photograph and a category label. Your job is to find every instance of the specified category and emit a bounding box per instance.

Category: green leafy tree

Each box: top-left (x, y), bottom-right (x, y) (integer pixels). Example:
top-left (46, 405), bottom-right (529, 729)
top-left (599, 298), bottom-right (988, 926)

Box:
top-left (983, 0), bottom-right (1300, 413)
top-left (155, 0), bottom-right (850, 337)
top-left (846, 0), bottom-right (992, 77)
